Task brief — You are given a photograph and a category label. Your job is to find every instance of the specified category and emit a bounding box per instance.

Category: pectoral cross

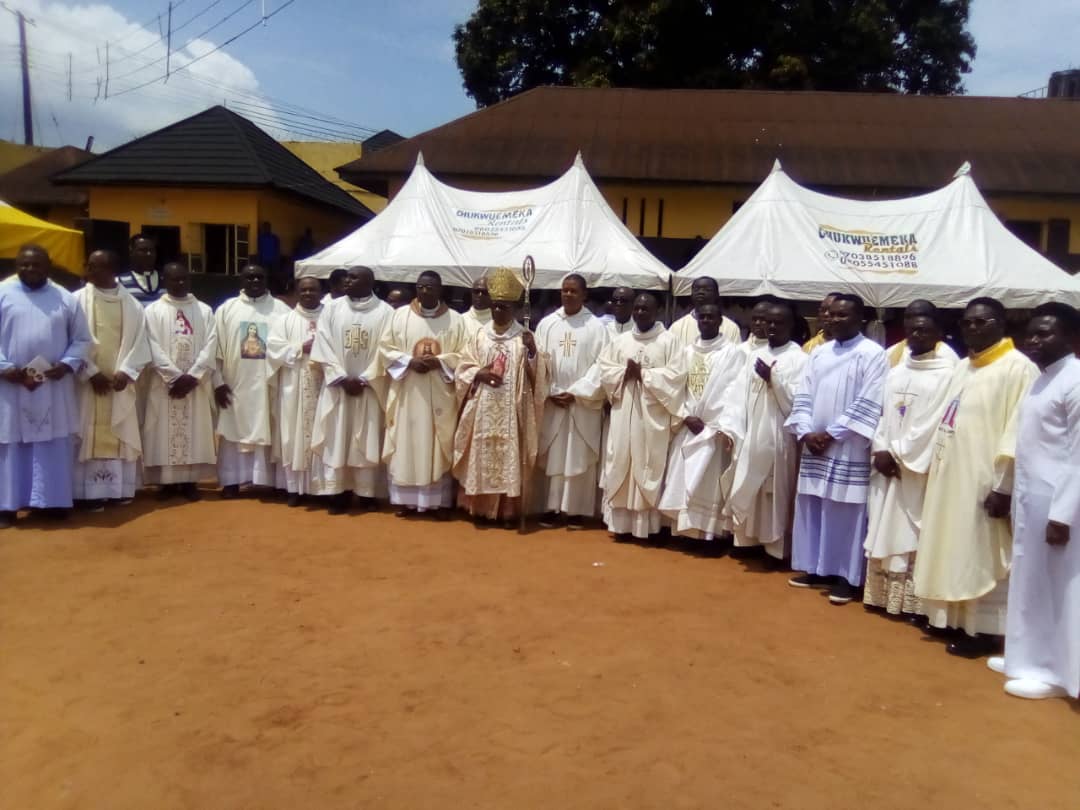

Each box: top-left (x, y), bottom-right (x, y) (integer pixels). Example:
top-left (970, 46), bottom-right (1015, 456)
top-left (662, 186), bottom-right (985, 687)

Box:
top-left (559, 332), bottom-right (577, 357)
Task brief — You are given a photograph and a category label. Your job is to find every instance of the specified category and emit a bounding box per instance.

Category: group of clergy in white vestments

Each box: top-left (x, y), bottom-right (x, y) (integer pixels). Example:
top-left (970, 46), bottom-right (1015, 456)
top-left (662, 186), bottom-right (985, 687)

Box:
top-left (2, 242), bottom-right (1079, 703)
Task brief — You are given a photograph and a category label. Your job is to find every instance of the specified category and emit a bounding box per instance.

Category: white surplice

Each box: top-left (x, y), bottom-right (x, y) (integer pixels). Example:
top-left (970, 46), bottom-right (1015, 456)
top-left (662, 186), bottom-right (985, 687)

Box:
top-left (669, 311), bottom-right (741, 347)
top-left (658, 335), bottom-right (745, 539)
top-left (379, 302), bottom-right (469, 510)
top-left (214, 291), bottom-right (291, 487)
top-left (142, 293), bottom-right (218, 484)
top-left (914, 341), bottom-right (1039, 635)
top-left (535, 307), bottom-right (608, 517)
top-left (598, 324), bottom-right (687, 538)
top-left (72, 284), bottom-right (152, 500)
top-left (726, 340), bottom-right (807, 558)
top-left (268, 304), bottom-right (324, 495)
top-left (1005, 355), bottom-right (1080, 697)
top-left (310, 294), bottom-right (393, 497)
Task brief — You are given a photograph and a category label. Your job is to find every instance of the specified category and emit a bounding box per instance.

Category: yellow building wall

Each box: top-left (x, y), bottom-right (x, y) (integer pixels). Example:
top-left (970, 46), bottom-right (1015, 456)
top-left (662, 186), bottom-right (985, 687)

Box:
top-left (87, 186), bottom-right (360, 268)
top-left (282, 141), bottom-right (388, 214)
top-left (984, 196), bottom-right (1080, 253)
top-left (256, 191), bottom-right (359, 256)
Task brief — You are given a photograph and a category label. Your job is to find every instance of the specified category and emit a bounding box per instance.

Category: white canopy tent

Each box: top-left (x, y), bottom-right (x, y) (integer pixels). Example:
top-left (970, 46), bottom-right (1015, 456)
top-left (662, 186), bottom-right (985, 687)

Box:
top-left (296, 153), bottom-right (672, 290)
top-left (677, 161), bottom-right (1080, 308)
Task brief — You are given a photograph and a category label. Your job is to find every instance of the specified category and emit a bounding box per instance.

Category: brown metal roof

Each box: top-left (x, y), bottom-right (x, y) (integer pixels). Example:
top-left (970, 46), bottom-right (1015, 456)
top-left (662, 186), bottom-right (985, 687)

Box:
top-left (338, 87), bottom-right (1080, 195)
top-left (0, 145), bottom-right (91, 208)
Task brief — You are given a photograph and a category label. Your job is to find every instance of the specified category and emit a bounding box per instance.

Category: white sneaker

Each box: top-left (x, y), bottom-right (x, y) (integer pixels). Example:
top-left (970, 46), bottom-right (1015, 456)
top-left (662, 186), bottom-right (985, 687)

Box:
top-left (1004, 679), bottom-right (1069, 700)
top-left (986, 656), bottom-right (1005, 674)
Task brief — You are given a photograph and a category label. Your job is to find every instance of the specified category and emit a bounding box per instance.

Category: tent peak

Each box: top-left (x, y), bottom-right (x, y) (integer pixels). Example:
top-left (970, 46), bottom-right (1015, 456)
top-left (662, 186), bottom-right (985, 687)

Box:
top-left (415, 151), bottom-right (425, 167)
top-left (953, 161), bottom-right (971, 178)
top-left (573, 151), bottom-right (585, 168)
top-left (770, 158), bottom-right (783, 174)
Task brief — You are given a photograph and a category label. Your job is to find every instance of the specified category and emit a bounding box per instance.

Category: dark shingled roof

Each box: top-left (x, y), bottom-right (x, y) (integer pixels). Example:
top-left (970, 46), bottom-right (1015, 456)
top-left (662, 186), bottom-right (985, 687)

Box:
top-left (0, 145), bottom-right (92, 207)
top-left (361, 129), bottom-right (406, 154)
top-left (338, 86), bottom-right (1080, 196)
top-left (56, 106), bottom-right (373, 220)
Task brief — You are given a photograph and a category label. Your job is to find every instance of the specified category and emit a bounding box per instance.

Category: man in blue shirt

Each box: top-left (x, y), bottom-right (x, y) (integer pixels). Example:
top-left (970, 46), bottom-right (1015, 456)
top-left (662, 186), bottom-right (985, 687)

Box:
top-left (117, 233), bottom-right (163, 306)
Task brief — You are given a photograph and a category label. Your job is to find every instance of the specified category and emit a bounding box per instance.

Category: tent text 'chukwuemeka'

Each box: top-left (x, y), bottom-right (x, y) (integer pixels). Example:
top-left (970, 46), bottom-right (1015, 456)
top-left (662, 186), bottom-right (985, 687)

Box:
top-left (677, 161), bottom-right (1080, 309)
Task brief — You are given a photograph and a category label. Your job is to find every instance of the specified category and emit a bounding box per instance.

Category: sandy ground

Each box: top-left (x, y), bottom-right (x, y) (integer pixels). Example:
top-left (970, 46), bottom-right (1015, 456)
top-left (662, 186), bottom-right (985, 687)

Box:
top-left (2, 493), bottom-right (1078, 810)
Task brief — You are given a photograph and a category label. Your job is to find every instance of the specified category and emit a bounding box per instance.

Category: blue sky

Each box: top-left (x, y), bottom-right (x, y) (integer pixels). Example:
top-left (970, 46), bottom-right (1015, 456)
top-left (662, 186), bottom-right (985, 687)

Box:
top-left (0, 0), bottom-right (1077, 150)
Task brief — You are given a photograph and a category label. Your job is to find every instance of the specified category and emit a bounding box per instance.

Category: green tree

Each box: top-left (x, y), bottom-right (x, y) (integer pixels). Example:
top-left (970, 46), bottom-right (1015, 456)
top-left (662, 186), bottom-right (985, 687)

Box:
top-left (453, 0), bottom-right (976, 106)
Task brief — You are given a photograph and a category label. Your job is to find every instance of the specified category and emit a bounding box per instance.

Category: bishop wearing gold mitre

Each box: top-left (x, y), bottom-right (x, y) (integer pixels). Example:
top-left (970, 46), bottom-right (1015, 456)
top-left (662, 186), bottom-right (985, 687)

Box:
top-left (453, 267), bottom-right (551, 526)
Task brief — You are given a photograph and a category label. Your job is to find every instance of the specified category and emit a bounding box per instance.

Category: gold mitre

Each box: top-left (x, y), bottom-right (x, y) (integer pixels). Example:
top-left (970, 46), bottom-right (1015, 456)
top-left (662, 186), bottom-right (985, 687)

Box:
top-left (485, 266), bottom-right (525, 302)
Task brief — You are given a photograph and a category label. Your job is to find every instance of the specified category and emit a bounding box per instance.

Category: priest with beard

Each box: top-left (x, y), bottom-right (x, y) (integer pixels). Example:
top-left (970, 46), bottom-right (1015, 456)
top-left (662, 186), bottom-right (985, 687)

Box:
top-left (598, 293), bottom-right (686, 541)
top-left (453, 267), bottom-right (550, 526)
top-left (213, 264), bottom-right (291, 497)
top-left (142, 262), bottom-right (219, 500)
top-left (310, 266), bottom-right (393, 514)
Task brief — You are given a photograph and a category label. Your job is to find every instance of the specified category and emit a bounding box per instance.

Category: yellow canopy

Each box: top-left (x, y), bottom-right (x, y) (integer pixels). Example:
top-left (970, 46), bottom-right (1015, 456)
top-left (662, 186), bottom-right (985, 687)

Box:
top-left (0, 200), bottom-right (85, 275)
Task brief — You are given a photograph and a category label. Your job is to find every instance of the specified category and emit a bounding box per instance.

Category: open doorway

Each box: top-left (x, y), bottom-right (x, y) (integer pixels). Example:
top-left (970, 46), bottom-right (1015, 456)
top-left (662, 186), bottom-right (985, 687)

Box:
top-left (138, 225), bottom-right (181, 265)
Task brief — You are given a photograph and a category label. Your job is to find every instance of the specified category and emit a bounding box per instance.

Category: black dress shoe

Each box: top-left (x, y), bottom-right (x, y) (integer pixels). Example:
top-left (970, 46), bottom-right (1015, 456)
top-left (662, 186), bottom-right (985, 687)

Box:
top-left (180, 483), bottom-right (201, 502)
top-left (157, 484), bottom-right (178, 501)
top-left (328, 493), bottom-right (350, 515)
top-left (613, 533), bottom-right (633, 543)
top-left (946, 633), bottom-right (1003, 659)
top-left (287, 492), bottom-right (302, 508)
top-left (221, 485), bottom-right (240, 500)
top-left (0, 510), bottom-right (15, 528)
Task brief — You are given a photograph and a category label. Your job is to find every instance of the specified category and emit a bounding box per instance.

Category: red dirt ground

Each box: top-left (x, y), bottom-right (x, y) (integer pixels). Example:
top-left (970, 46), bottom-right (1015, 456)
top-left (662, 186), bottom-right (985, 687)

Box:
top-left (2, 494), bottom-right (1077, 810)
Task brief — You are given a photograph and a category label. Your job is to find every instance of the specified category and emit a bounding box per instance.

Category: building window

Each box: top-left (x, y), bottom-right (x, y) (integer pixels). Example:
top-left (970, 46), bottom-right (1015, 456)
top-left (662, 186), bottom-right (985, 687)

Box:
top-left (621, 197), bottom-right (628, 225)
top-left (657, 199), bottom-right (665, 238)
top-left (638, 198), bottom-right (646, 237)
top-left (1004, 219), bottom-right (1043, 251)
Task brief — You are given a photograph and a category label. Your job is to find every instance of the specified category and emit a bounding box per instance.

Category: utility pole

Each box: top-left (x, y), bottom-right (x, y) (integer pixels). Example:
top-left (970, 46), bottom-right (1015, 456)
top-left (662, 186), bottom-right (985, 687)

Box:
top-left (16, 9), bottom-right (33, 145)
top-left (104, 41), bottom-right (109, 99)
top-left (165, 2), bottom-right (172, 81)
top-left (67, 52), bottom-right (72, 102)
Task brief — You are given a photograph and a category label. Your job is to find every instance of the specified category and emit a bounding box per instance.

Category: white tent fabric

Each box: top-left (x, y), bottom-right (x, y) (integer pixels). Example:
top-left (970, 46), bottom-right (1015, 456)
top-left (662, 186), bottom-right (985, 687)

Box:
top-left (677, 161), bottom-right (1080, 308)
top-left (296, 153), bottom-right (672, 290)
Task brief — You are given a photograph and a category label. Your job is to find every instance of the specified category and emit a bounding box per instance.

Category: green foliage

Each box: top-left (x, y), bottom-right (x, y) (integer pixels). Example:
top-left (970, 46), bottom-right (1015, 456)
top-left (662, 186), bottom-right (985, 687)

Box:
top-left (453, 0), bottom-right (976, 106)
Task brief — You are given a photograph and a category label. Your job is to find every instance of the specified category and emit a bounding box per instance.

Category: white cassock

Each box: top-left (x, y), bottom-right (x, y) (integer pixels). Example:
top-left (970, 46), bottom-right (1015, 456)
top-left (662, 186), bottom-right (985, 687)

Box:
top-left (214, 292), bottom-right (291, 487)
top-left (658, 335), bottom-right (745, 539)
top-left (461, 306), bottom-right (492, 337)
top-left (142, 293), bottom-right (218, 484)
top-left (862, 347), bottom-right (956, 614)
top-left (726, 340), bottom-right (807, 559)
top-left (379, 302), bottom-right (469, 510)
top-left (1003, 354), bottom-right (1080, 696)
top-left (535, 307), bottom-right (608, 517)
top-left (598, 324), bottom-right (687, 538)
top-left (268, 304), bottom-right (324, 495)
top-left (310, 294), bottom-right (393, 497)
top-left (669, 311), bottom-right (741, 347)
top-left (914, 340), bottom-right (1038, 635)
top-left (72, 284), bottom-right (152, 500)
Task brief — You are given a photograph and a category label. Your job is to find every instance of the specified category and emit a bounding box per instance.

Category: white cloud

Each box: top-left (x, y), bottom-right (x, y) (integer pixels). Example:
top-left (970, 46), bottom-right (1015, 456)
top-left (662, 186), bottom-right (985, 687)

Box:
top-left (0, 0), bottom-right (279, 149)
top-left (965, 0), bottom-right (1080, 96)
